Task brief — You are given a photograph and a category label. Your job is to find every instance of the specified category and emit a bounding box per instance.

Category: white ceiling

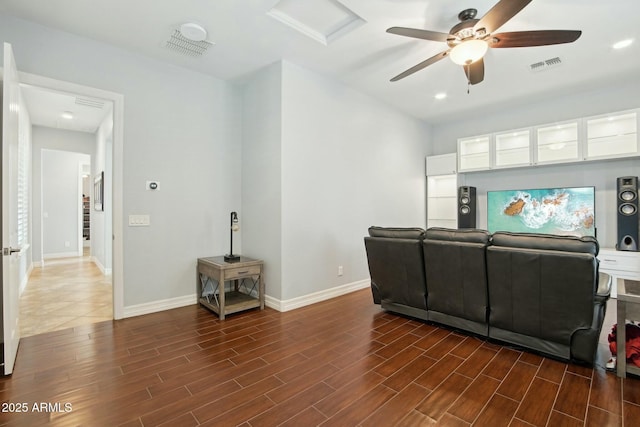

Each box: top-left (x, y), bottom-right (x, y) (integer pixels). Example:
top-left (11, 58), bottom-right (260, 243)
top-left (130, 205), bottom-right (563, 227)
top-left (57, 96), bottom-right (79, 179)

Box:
top-left (2, 0), bottom-right (639, 126)
top-left (21, 85), bottom-right (113, 133)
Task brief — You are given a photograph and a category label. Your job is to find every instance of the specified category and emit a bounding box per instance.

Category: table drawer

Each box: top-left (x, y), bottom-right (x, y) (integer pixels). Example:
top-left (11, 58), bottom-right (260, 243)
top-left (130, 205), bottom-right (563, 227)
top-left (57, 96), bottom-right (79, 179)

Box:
top-left (598, 250), bottom-right (640, 274)
top-left (225, 265), bottom-right (261, 280)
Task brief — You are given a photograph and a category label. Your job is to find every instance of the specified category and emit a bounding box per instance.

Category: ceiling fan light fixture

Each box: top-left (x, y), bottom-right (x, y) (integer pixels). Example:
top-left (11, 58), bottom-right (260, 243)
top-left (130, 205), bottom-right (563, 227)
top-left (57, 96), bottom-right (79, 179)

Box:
top-left (449, 39), bottom-right (488, 65)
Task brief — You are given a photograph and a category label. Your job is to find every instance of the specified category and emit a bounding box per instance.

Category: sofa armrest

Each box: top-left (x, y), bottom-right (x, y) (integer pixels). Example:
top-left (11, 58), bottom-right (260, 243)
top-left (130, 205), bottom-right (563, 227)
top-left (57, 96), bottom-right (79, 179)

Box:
top-left (596, 272), bottom-right (611, 300)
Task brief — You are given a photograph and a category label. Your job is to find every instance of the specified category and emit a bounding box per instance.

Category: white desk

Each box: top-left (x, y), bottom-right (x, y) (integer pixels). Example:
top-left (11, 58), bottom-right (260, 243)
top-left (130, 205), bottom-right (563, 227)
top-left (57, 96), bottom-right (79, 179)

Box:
top-left (616, 278), bottom-right (640, 378)
top-left (598, 248), bottom-right (640, 298)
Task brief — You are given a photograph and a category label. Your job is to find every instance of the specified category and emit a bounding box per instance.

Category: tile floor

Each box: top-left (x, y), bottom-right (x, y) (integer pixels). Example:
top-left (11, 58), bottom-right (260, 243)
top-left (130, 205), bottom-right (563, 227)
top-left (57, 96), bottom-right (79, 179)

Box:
top-left (4, 289), bottom-right (636, 427)
top-left (19, 251), bottom-right (113, 337)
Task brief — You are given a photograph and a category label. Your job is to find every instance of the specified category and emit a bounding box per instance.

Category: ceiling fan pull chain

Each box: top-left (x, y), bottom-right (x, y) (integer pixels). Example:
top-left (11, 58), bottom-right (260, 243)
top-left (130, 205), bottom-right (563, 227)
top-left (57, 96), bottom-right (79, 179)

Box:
top-left (466, 63), bottom-right (471, 94)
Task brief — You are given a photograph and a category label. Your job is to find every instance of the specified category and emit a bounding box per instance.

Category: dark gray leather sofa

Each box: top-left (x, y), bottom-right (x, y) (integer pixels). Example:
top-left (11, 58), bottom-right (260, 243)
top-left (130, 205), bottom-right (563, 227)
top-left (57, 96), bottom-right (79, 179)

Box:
top-left (487, 231), bottom-right (610, 363)
top-left (364, 226), bottom-right (428, 321)
top-left (423, 228), bottom-right (491, 337)
top-left (364, 227), bottom-right (611, 364)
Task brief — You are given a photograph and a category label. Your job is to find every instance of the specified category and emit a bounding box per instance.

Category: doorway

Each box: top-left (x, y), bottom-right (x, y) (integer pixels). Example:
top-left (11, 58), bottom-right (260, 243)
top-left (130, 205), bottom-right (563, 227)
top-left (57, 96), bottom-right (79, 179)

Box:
top-left (18, 71), bottom-right (124, 322)
top-left (20, 144), bottom-right (109, 336)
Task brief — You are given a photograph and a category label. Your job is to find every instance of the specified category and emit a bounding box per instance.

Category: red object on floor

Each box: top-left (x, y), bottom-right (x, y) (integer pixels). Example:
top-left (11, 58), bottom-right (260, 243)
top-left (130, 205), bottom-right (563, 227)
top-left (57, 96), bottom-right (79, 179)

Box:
top-left (608, 323), bottom-right (640, 368)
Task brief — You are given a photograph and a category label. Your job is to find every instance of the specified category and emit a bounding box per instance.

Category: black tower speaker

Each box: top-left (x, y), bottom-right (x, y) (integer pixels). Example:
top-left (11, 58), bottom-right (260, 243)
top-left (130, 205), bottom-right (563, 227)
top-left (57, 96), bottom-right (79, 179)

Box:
top-left (617, 176), bottom-right (639, 251)
top-left (458, 186), bottom-right (477, 229)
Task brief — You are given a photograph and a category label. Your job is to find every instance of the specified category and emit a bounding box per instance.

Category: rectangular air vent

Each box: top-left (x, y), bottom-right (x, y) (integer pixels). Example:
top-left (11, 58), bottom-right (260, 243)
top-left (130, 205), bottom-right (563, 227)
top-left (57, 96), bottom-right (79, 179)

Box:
top-left (529, 57), bottom-right (562, 72)
top-left (165, 29), bottom-right (213, 57)
top-left (75, 97), bottom-right (105, 109)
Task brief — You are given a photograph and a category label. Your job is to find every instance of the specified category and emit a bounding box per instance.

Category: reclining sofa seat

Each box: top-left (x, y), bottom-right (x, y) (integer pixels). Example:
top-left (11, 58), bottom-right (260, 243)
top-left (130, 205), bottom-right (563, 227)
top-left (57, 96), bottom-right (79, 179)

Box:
top-left (364, 226), bottom-right (428, 321)
top-left (486, 232), bottom-right (609, 364)
top-left (423, 228), bottom-right (491, 336)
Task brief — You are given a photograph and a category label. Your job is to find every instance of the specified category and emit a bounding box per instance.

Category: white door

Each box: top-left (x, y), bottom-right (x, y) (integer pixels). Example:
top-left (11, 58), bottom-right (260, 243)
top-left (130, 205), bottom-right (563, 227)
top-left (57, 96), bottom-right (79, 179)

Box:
top-left (2, 42), bottom-right (22, 375)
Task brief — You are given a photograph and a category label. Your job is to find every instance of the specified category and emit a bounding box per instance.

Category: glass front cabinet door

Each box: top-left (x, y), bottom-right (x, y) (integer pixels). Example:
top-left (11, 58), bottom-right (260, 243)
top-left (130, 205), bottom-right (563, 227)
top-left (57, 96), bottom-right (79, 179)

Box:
top-left (536, 121), bottom-right (580, 164)
top-left (458, 136), bottom-right (491, 172)
top-left (494, 129), bottom-right (531, 168)
top-left (585, 111), bottom-right (638, 160)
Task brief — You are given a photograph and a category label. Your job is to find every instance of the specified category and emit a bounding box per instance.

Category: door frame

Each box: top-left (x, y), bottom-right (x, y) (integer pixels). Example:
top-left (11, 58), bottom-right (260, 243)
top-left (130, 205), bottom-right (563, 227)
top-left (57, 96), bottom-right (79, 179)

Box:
top-left (19, 71), bottom-right (124, 319)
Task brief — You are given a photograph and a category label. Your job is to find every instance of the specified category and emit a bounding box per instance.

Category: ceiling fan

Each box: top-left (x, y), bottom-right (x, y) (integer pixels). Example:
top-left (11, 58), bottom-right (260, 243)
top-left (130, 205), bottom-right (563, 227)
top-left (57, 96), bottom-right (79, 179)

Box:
top-left (387, 0), bottom-right (581, 86)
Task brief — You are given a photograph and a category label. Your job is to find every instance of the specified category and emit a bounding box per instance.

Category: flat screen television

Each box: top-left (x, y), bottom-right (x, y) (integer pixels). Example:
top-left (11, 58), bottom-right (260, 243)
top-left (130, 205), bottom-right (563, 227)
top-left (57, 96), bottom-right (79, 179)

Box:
top-left (487, 186), bottom-right (595, 237)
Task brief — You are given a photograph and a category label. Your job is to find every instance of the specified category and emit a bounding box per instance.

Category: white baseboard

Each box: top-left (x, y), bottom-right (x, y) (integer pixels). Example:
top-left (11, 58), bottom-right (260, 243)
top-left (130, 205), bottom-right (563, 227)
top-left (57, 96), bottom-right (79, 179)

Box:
top-left (43, 251), bottom-right (80, 259)
top-left (123, 279), bottom-right (370, 318)
top-left (123, 294), bottom-right (198, 318)
top-left (91, 256), bottom-right (112, 276)
top-left (19, 262), bottom-right (34, 296)
top-left (265, 279), bottom-right (370, 312)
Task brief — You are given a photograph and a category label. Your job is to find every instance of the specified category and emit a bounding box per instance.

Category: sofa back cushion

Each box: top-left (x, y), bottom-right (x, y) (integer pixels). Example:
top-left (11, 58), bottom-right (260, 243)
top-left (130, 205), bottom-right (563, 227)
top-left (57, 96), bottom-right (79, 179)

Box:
top-left (368, 226), bottom-right (425, 239)
top-left (490, 231), bottom-right (599, 256)
top-left (487, 232), bottom-right (597, 346)
top-left (423, 228), bottom-right (491, 326)
top-left (365, 227), bottom-right (427, 310)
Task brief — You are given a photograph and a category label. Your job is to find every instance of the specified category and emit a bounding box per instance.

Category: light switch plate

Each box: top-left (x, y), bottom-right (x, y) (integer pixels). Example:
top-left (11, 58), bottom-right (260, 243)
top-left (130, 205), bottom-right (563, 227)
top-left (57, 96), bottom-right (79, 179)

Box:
top-left (128, 214), bottom-right (150, 226)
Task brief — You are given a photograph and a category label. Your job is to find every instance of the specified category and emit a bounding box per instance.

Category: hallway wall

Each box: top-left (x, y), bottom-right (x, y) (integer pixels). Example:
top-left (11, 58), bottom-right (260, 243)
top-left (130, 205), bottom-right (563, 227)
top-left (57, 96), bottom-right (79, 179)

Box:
top-left (31, 126), bottom-right (95, 262)
top-left (1, 15), bottom-right (242, 309)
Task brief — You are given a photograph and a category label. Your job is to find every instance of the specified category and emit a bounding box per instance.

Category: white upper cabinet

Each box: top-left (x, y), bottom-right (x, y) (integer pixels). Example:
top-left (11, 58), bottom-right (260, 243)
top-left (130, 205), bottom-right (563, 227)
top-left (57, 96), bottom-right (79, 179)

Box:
top-left (458, 136), bottom-right (491, 172)
top-left (494, 129), bottom-right (531, 168)
top-left (535, 121), bottom-right (581, 164)
top-left (425, 152), bottom-right (457, 176)
top-left (455, 108), bottom-right (639, 172)
top-left (585, 110), bottom-right (638, 160)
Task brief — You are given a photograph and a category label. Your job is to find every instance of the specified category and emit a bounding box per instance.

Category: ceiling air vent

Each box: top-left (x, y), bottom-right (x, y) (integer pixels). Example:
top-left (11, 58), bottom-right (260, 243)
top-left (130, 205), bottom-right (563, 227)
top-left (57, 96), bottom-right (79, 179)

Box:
top-left (165, 27), bottom-right (213, 57)
top-left (529, 56), bottom-right (562, 72)
top-left (75, 97), bottom-right (105, 109)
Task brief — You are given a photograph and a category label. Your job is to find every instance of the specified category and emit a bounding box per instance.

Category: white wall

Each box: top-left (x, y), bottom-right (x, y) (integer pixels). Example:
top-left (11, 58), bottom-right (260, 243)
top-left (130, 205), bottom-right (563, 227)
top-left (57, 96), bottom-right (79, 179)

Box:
top-left (280, 62), bottom-right (430, 300)
top-left (92, 111), bottom-right (112, 274)
top-left (40, 149), bottom-right (90, 257)
top-left (1, 15), bottom-right (242, 308)
top-left (431, 79), bottom-right (640, 155)
top-left (241, 61), bottom-right (283, 300)
top-left (430, 79), bottom-right (640, 248)
top-left (462, 160), bottom-right (639, 248)
top-left (31, 126), bottom-right (94, 262)
top-left (243, 61), bottom-right (430, 303)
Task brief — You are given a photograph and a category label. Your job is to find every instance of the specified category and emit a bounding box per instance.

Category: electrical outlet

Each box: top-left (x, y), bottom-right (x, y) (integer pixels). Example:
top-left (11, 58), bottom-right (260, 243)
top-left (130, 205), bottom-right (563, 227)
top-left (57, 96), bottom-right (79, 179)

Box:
top-left (338, 265), bottom-right (343, 276)
top-left (64, 241), bottom-right (70, 248)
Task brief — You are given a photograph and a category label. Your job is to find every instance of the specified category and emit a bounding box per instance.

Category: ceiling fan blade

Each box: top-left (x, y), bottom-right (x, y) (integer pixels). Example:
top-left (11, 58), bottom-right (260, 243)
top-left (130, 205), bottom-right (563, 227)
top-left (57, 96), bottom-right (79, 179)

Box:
top-left (390, 50), bottom-right (449, 82)
top-left (474, 0), bottom-right (532, 34)
top-left (463, 59), bottom-right (485, 85)
top-left (489, 30), bottom-right (582, 48)
top-left (386, 27), bottom-right (450, 42)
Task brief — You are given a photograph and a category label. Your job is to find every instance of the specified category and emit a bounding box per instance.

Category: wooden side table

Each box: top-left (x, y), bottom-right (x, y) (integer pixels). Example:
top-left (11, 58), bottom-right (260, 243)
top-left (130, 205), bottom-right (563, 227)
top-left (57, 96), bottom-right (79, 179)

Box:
top-left (616, 278), bottom-right (640, 377)
top-left (198, 256), bottom-right (264, 320)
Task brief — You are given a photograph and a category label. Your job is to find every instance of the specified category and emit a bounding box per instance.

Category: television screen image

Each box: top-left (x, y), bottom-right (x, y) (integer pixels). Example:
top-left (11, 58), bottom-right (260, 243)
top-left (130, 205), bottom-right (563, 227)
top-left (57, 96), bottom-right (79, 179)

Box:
top-left (487, 186), bottom-right (595, 237)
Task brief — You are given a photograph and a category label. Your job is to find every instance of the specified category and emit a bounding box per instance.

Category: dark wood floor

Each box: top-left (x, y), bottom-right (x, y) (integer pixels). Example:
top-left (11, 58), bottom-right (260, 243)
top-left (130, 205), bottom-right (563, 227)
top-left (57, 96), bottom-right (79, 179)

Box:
top-left (0, 289), bottom-right (638, 426)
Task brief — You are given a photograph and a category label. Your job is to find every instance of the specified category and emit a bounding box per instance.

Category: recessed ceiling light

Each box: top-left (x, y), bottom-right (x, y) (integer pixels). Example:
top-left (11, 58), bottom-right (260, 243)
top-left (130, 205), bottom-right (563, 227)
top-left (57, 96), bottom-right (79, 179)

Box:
top-left (61, 111), bottom-right (74, 119)
top-left (613, 39), bottom-right (633, 49)
top-left (434, 92), bottom-right (447, 100)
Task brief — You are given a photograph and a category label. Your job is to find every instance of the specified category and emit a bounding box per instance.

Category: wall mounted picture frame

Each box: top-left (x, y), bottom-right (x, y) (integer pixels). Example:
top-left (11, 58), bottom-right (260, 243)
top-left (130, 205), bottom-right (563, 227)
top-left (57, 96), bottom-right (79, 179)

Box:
top-left (94, 171), bottom-right (104, 211)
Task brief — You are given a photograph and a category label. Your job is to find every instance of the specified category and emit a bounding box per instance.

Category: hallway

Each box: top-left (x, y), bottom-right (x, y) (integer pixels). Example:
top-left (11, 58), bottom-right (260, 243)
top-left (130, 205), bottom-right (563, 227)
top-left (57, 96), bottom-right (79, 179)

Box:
top-left (19, 254), bottom-right (113, 337)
